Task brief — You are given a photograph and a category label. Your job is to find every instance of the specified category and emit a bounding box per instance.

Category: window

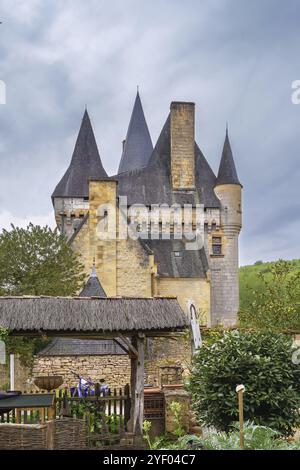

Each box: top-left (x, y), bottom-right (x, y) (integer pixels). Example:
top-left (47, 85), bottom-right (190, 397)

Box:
top-left (212, 236), bottom-right (222, 255)
top-left (174, 251), bottom-right (182, 257)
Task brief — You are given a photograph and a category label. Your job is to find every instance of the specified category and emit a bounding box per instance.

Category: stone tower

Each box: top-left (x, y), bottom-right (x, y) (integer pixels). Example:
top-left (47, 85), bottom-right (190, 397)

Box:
top-left (211, 129), bottom-right (242, 326)
top-left (51, 109), bottom-right (107, 238)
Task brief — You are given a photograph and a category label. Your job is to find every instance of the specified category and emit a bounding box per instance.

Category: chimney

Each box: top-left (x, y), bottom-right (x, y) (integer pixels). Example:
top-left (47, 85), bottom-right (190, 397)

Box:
top-left (170, 101), bottom-right (195, 190)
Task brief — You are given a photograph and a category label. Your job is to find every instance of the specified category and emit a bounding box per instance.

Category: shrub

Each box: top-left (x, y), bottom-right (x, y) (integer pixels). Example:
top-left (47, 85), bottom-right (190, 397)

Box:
top-left (180, 423), bottom-right (300, 450)
top-left (189, 331), bottom-right (300, 436)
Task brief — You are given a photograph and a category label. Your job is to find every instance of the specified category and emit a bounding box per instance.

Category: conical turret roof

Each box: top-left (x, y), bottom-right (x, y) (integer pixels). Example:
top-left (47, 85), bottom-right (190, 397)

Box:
top-left (118, 91), bottom-right (153, 174)
top-left (79, 263), bottom-right (107, 297)
top-left (215, 129), bottom-right (241, 186)
top-left (52, 110), bottom-right (107, 199)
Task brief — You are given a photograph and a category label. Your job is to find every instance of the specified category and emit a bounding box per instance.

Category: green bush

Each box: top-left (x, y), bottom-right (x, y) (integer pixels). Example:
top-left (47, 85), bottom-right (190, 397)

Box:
top-left (239, 259), bottom-right (300, 331)
top-left (189, 331), bottom-right (300, 436)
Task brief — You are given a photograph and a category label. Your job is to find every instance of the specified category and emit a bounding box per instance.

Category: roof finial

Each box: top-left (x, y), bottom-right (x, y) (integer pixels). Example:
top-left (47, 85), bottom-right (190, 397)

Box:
top-left (91, 257), bottom-right (97, 277)
top-left (226, 121), bottom-right (228, 135)
top-left (137, 85), bottom-right (139, 93)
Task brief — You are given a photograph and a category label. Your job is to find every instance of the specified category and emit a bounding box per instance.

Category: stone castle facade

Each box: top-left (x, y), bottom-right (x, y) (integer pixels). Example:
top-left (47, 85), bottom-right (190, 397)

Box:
top-left (52, 94), bottom-right (242, 327)
top-left (28, 93), bottom-right (242, 389)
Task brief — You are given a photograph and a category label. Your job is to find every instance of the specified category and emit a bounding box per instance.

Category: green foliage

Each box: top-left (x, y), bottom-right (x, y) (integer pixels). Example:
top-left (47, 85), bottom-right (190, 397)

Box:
top-left (0, 326), bottom-right (9, 342)
top-left (189, 331), bottom-right (300, 436)
top-left (0, 224), bottom-right (86, 364)
top-left (239, 259), bottom-right (300, 331)
top-left (0, 223), bottom-right (85, 296)
top-left (70, 400), bottom-right (122, 434)
top-left (189, 423), bottom-right (300, 450)
top-left (169, 401), bottom-right (185, 438)
top-left (5, 336), bottom-right (51, 367)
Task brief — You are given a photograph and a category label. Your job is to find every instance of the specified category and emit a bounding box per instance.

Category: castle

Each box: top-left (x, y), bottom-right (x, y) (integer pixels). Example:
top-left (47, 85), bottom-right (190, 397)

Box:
top-left (41, 93), bottom-right (242, 386)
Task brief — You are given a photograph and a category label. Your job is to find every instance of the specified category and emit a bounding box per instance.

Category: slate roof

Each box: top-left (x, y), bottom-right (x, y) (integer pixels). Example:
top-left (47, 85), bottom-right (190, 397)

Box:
top-left (216, 129), bottom-right (241, 186)
top-left (140, 237), bottom-right (209, 278)
top-left (38, 337), bottom-right (126, 356)
top-left (52, 110), bottom-right (107, 199)
top-left (80, 264), bottom-right (107, 297)
top-left (118, 91), bottom-right (153, 174)
top-left (115, 114), bottom-right (220, 208)
top-left (0, 297), bottom-right (189, 333)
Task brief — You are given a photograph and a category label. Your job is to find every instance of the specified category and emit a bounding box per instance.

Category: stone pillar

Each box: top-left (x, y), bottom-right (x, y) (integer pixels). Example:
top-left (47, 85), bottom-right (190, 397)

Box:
top-left (163, 389), bottom-right (190, 434)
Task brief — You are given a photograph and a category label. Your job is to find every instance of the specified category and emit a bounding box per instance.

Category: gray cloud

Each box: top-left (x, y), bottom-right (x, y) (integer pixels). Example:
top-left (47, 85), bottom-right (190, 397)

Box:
top-left (0, 0), bottom-right (299, 265)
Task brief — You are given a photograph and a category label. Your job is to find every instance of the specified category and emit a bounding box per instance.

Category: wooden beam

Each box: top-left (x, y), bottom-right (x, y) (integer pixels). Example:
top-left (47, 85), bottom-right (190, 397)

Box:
top-left (119, 334), bottom-right (138, 357)
top-left (113, 338), bottom-right (129, 355)
top-left (8, 330), bottom-right (187, 339)
top-left (128, 334), bottom-right (145, 436)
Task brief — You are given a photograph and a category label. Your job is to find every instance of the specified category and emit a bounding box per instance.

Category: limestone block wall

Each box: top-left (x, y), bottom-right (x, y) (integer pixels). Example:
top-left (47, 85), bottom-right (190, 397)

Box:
top-left (88, 180), bottom-right (118, 296)
top-left (71, 218), bottom-right (90, 282)
top-left (157, 277), bottom-right (210, 325)
top-left (116, 238), bottom-right (152, 297)
top-left (32, 355), bottom-right (131, 390)
top-left (145, 335), bottom-right (191, 387)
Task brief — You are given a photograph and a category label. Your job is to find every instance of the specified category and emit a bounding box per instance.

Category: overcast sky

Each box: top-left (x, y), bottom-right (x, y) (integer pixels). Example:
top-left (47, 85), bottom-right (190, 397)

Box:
top-left (0, 0), bottom-right (299, 266)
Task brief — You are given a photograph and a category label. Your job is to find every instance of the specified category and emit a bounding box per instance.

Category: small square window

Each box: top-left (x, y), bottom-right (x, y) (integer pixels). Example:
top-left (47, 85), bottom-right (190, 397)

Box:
top-left (212, 235), bottom-right (222, 255)
top-left (212, 244), bottom-right (222, 255)
top-left (174, 251), bottom-right (182, 257)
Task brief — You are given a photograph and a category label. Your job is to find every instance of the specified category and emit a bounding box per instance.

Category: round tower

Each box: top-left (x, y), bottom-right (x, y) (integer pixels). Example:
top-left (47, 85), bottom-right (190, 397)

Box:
top-left (210, 129), bottom-right (242, 326)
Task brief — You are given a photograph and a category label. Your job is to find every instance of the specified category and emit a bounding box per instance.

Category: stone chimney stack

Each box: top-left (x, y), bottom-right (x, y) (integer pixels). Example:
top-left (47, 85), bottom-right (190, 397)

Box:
top-left (170, 101), bottom-right (195, 190)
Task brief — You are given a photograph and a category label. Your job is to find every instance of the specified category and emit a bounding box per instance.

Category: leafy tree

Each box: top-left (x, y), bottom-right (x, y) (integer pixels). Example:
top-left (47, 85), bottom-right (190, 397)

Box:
top-left (189, 331), bottom-right (300, 436)
top-left (0, 223), bottom-right (85, 296)
top-left (239, 259), bottom-right (300, 331)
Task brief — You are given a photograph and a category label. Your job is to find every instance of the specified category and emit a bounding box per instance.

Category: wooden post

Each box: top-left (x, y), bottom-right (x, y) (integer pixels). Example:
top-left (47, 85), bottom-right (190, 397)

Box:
top-left (236, 384), bottom-right (245, 449)
top-left (48, 404), bottom-right (56, 421)
top-left (10, 354), bottom-right (15, 390)
top-left (16, 408), bottom-right (21, 424)
top-left (128, 334), bottom-right (145, 439)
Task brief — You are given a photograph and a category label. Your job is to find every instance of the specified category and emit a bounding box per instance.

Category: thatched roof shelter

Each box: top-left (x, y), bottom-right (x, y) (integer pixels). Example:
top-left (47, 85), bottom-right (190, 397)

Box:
top-left (0, 295), bottom-right (190, 438)
top-left (0, 296), bottom-right (189, 336)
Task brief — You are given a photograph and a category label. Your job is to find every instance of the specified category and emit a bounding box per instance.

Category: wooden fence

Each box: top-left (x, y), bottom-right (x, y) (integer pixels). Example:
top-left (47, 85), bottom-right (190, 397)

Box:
top-left (0, 386), bottom-right (166, 448)
top-left (0, 385), bottom-right (131, 448)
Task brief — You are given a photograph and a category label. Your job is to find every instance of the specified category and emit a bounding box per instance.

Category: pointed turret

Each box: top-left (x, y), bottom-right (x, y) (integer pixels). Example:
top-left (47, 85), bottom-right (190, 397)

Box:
top-left (52, 110), bottom-right (107, 199)
top-left (80, 262), bottom-right (107, 297)
top-left (118, 91), bottom-right (153, 174)
top-left (215, 129), bottom-right (241, 186)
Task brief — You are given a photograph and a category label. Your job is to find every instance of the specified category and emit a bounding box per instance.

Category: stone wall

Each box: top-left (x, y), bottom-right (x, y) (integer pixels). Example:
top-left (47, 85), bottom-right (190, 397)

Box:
top-left (145, 335), bottom-right (191, 387)
top-left (116, 237), bottom-right (152, 297)
top-left (157, 277), bottom-right (210, 324)
top-left (89, 180), bottom-right (118, 296)
top-left (32, 355), bottom-right (131, 389)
